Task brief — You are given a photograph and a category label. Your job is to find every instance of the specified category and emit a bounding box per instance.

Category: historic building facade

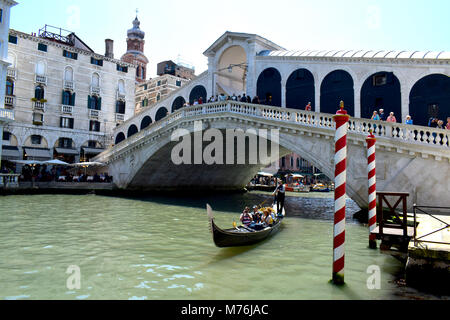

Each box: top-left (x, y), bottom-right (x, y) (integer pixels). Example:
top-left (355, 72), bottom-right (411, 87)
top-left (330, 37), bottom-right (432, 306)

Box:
top-left (157, 60), bottom-right (195, 80)
top-left (121, 16), bottom-right (148, 84)
top-left (135, 74), bottom-right (190, 114)
top-left (3, 26), bottom-right (136, 163)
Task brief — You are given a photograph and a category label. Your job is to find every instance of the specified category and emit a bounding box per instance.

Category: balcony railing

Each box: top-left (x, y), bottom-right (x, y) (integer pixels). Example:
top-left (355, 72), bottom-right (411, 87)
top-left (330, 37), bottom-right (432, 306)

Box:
top-left (5, 95), bottom-right (15, 108)
top-left (61, 105), bottom-right (73, 114)
top-left (89, 109), bottom-right (101, 119)
top-left (64, 80), bottom-right (74, 90)
top-left (7, 68), bottom-right (17, 79)
top-left (90, 86), bottom-right (101, 95)
top-left (35, 74), bottom-right (47, 85)
top-left (115, 113), bottom-right (125, 122)
top-left (117, 91), bottom-right (126, 100)
top-left (0, 107), bottom-right (14, 121)
top-left (33, 101), bottom-right (46, 112)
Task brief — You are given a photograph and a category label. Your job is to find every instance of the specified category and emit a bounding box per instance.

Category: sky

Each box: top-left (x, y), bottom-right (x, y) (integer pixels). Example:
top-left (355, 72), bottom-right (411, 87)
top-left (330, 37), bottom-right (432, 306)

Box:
top-left (10, 0), bottom-right (450, 78)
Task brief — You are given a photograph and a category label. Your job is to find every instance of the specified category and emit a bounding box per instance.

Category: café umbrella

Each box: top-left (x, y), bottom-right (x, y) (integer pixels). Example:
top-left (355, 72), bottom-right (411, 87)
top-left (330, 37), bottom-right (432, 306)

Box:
top-left (43, 159), bottom-right (69, 166)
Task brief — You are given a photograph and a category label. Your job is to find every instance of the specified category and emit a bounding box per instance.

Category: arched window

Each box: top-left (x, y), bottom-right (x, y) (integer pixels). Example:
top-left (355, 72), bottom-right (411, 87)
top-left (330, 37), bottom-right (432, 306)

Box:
top-left (172, 96), bottom-right (186, 112)
top-left (189, 85), bottom-right (207, 105)
top-left (6, 78), bottom-right (14, 96)
top-left (64, 67), bottom-right (73, 81)
top-left (155, 107), bottom-right (168, 121)
top-left (320, 70), bottom-right (354, 116)
top-left (127, 124), bottom-right (138, 138)
top-left (118, 79), bottom-right (125, 94)
top-left (286, 69), bottom-right (315, 110)
top-left (115, 132), bottom-right (126, 144)
top-left (360, 72), bottom-right (401, 119)
top-left (92, 73), bottom-right (100, 87)
top-left (36, 61), bottom-right (45, 75)
top-left (409, 74), bottom-right (450, 126)
top-left (256, 67), bottom-right (282, 106)
top-left (35, 85), bottom-right (45, 100)
top-left (140, 116), bottom-right (152, 130)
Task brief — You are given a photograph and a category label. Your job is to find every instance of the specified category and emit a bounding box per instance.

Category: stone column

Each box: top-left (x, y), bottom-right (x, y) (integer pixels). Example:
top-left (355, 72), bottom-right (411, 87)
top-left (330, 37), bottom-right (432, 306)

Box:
top-left (354, 82), bottom-right (361, 118)
top-left (401, 82), bottom-right (411, 122)
top-left (281, 80), bottom-right (286, 108)
top-left (315, 77), bottom-right (321, 113)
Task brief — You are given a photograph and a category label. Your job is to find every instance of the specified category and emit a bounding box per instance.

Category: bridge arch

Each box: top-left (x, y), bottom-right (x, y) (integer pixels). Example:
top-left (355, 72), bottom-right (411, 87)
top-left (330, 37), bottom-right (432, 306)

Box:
top-left (189, 85), bottom-right (207, 104)
top-left (155, 107), bottom-right (169, 122)
top-left (409, 73), bottom-right (450, 126)
top-left (286, 68), bottom-right (315, 110)
top-left (172, 96), bottom-right (186, 112)
top-left (320, 70), bottom-right (354, 116)
top-left (216, 45), bottom-right (248, 95)
top-left (257, 67), bottom-right (282, 106)
top-left (361, 72), bottom-right (401, 119)
top-left (127, 124), bottom-right (138, 138)
top-left (140, 116), bottom-right (153, 130)
top-left (115, 132), bottom-right (126, 145)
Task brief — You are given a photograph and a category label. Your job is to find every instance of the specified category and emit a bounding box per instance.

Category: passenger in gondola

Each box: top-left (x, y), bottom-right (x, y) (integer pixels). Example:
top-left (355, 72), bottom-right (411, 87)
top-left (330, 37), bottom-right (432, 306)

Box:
top-left (252, 205), bottom-right (261, 223)
top-left (262, 209), bottom-right (275, 227)
top-left (240, 208), bottom-right (253, 227)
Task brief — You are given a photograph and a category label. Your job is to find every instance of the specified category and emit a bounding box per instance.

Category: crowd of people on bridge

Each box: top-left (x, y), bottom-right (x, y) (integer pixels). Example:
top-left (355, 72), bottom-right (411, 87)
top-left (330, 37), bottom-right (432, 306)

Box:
top-left (370, 108), bottom-right (450, 130)
top-left (182, 93), bottom-right (273, 108)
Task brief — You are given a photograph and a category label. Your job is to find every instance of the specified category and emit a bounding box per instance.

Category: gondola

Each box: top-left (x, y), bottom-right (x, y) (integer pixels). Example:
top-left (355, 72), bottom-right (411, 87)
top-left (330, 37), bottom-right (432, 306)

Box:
top-left (206, 203), bottom-right (285, 248)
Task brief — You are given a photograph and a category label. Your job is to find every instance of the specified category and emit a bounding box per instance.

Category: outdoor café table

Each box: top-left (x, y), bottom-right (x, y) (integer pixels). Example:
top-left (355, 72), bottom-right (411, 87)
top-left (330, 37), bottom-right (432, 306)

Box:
top-left (87, 176), bottom-right (94, 182)
top-left (58, 176), bottom-right (66, 182)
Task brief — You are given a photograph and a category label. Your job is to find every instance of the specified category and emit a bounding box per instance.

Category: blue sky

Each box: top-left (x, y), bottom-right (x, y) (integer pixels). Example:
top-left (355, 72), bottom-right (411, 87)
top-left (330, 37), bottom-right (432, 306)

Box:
top-left (11, 0), bottom-right (450, 77)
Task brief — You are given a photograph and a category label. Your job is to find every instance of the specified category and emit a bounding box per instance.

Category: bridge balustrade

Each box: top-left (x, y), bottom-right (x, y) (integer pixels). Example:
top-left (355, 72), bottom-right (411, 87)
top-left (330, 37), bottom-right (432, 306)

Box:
top-left (101, 101), bottom-right (450, 163)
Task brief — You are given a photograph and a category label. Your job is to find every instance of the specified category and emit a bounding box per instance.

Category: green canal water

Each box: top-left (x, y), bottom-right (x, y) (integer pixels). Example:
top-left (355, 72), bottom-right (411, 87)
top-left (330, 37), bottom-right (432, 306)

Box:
top-left (0, 192), bottom-right (445, 300)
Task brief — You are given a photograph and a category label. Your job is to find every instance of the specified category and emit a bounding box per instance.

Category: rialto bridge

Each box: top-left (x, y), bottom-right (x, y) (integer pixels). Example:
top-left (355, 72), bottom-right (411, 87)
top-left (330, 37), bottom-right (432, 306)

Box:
top-left (95, 101), bottom-right (450, 211)
top-left (94, 31), bottom-right (450, 210)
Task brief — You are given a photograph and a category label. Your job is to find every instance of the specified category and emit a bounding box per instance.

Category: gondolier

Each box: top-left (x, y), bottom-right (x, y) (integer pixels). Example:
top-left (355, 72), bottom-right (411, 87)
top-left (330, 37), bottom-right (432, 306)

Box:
top-left (273, 179), bottom-right (286, 216)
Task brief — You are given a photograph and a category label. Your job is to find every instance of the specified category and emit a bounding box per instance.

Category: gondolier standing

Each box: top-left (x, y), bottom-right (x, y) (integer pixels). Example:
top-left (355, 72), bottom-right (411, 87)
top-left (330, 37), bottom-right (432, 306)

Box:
top-left (273, 179), bottom-right (286, 216)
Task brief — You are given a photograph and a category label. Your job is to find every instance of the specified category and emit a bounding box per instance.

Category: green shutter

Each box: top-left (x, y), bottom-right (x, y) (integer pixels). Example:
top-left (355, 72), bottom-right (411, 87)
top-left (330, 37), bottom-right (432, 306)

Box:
top-left (70, 118), bottom-right (74, 129)
top-left (71, 92), bottom-right (76, 106)
top-left (88, 95), bottom-right (92, 109)
top-left (98, 97), bottom-right (102, 110)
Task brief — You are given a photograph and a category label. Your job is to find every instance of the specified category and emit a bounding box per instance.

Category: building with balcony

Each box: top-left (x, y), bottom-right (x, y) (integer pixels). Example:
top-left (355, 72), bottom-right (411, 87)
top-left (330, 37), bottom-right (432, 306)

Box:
top-left (135, 74), bottom-right (191, 114)
top-left (3, 25), bottom-right (136, 164)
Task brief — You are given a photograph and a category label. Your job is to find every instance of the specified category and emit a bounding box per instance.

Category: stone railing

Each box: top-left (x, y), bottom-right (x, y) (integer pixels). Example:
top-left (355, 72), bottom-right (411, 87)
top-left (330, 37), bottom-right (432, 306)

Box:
top-left (98, 101), bottom-right (450, 162)
top-left (0, 107), bottom-right (14, 121)
top-left (5, 95), bottom-right (15, 108)
top-left (35, 74), bottom-right (47, 85)
top-left (33, 101), bottom-right (46, 112)
top-left (89, 109), bottom-right (101, 119)
top-left (0, 174), bottom-right (20, 188)
top-left (7, 68), bottom-right (17, 79)
top-left (62, 105), bottom-right (73, 114)
top-left (64, 80), bottom-right (74, 90)
top-left (90, 85), bottom-right (101, 95)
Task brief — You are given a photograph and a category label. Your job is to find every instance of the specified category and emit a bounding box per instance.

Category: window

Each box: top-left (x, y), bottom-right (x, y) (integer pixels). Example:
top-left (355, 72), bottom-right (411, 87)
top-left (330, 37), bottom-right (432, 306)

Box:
top-left (0, 9), bottom-right (3, 23)
top-left (59, 138), bottom-right (73, 148)
top-left (116, 64), bottom-right (128, 73)
top-left (144, 84), bottom-right (148, 90)
top-left (157, 80), bottom-right (161, 86)
top-left (3, 131), bottom-right (10, 141)
top-left (290, 157), bottom-right (294, 168)
top-left (31, 135), bottom-right (42, 145)
top-left (8, 35), bottom-right (17, 44)
top-left (6, 79), bottom-right (14, 96)
top-left (116, 100), bottom-right (126, 114)
top-left (35, 85), bottom-right (45, 100)
top-left (88, 95), bottom-right (101, 110)
top-left (373, 74), bottom-right (387, 86)
top-left (91, 57), bottom-right (103, 66)
top-left (91, 73), bottom-right (100, 87)
top-left (88, 140), bottom-right (97, 148)
top-left (62, 90), bottom-right (75, 106)
top-left (32, 113), bottom-right (43, 125)
top-left (64, 67), bottom-right (74, 81)
top-left (176, 80), bottom-right (182, 87)
top-left (281, 157), bottom-right (286, 167)
top-left (60, 117), bottom-right (74, 129)
top-left (63, 50), bottom-right (78, 60)
top-left (38, 43), bottom-right (48, 52)
top-left (89, 120), bottom-right (101, 132)
top-left (296, 158), bottom-right (300, 169)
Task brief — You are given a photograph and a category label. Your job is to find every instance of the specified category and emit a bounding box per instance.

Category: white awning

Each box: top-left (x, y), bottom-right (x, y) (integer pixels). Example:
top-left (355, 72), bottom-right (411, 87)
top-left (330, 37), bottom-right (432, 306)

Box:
top-left (24, 148), bottom-right (52, 160)
top-left (82, 147), bottom-right (104, 155)
top-left (55, 148), bottom-right (79, 155)
top-left (1, 147), bottom-right (20, 159)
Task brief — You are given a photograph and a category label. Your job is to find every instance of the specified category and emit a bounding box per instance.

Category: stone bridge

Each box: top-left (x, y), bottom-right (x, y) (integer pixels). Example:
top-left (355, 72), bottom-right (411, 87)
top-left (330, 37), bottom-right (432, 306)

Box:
top-left (95, 101), bottom-right (450, 210)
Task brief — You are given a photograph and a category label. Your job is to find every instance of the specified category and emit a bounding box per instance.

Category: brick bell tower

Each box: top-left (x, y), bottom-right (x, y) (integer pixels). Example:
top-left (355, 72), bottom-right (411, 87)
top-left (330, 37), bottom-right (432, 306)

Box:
top-left (121, 14), bottom-right (149, 83)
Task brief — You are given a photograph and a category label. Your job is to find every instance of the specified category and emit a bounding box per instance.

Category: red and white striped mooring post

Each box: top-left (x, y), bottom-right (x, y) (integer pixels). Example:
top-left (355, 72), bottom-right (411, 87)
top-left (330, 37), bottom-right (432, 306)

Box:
top-left (332, 101), bottom-right (350, 285)
top-left (366, 130), bottom-right (377, 249)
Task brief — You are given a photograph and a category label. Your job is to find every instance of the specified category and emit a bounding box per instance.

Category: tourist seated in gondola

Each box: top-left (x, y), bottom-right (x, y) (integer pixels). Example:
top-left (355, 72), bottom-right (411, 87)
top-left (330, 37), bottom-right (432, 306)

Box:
top-left (240, 208), bottom-right (253, 227)
top-left (262, 209), bottom-right (275, 227)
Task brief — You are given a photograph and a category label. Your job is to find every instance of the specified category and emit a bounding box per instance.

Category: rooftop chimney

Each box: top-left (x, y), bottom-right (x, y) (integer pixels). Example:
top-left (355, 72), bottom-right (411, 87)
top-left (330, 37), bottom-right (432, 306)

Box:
top-left (105, 39), bottom-right (114, 59)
